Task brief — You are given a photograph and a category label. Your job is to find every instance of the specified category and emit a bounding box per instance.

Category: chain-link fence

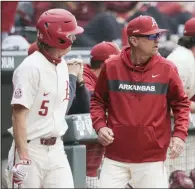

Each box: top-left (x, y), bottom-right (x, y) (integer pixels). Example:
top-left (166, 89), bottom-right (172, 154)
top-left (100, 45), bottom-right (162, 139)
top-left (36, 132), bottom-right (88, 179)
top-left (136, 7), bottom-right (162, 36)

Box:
top-left (165, 132), bottom-right (195, 177)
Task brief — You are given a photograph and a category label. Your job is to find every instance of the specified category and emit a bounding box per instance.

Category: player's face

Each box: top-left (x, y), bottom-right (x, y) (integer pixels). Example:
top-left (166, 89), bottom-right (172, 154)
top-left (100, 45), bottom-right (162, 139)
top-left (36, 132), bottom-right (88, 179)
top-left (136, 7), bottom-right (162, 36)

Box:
top-left (58, 34), bottom-right (76, 56)
top-left (67, 34), bottom-right (76, 43)
top-left (131, 33), bottom-right (161, 56)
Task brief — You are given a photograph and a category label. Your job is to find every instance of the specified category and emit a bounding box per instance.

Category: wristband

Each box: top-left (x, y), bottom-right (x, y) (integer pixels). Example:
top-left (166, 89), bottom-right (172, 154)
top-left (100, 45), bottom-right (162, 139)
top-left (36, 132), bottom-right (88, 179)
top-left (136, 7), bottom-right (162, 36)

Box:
top-left (77, 80), bottom-right (85, 87)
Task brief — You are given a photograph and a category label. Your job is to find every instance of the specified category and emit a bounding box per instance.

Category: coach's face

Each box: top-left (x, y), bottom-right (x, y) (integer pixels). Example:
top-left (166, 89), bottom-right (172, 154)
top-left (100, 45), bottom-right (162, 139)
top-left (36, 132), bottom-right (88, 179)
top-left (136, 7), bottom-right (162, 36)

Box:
top-left (130, 33), bottom-right (161, 56)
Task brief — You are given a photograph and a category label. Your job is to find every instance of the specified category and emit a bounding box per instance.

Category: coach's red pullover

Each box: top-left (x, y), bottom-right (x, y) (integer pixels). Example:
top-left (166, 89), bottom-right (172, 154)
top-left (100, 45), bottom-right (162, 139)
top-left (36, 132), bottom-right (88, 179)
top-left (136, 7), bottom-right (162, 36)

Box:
top-left (83, 64), bottom-right (105, 177)
top-left (90, 46), bottom-right (190, 163)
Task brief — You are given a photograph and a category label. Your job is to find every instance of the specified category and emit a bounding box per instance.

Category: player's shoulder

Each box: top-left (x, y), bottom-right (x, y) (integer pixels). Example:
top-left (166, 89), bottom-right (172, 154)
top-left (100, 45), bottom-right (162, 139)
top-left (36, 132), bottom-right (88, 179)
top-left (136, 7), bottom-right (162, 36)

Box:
top-left (158, 55), bottom-right (178, 71)
top-left (18, 51), bottom-right (42, 68)
top-left (14, 52), bottom-right (41, 75)
top-left (167, 46), bottom-right (194, 66)
top-left (59, 58), bottom-right (68, 67)
top-left (105, 54), bottom-right (121, 67)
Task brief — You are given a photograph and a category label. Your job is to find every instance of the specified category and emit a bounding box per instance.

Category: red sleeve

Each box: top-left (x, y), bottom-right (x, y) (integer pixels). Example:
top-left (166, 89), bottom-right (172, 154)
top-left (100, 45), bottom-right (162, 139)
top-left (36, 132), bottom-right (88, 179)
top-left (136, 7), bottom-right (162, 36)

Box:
top-left (1, 2), bottom-right (18, 32)
top-left (90, 64), bottom-right (109, 133)
top-left (167, 65), bottom-right (191, 141)
top-left (84, 80), bottom-right (95, 92)
top-left (83, 75), bottom-right (95, 92)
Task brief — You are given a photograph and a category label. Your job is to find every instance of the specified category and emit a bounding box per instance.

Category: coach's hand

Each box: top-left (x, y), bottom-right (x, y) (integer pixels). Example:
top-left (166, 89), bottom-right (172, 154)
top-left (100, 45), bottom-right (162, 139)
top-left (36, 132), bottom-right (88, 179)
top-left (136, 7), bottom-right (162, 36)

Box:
top-left (98, 127), bottom-right (114, 146)
top-left (169, 137), bottom-right (185, 159)
top-left (12, 159), bottom-right (31, 185)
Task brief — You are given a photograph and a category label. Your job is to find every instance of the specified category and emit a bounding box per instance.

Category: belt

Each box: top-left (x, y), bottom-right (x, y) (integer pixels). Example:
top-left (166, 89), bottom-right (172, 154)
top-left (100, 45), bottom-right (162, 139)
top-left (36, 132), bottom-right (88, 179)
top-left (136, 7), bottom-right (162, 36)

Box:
top-left (27, 137), bottom-right (57, 146)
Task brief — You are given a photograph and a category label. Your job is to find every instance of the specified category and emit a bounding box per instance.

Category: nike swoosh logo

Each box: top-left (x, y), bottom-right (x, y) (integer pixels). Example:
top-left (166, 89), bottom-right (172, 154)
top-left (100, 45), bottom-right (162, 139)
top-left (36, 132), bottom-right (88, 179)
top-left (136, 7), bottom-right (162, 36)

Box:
top-left (43, 92), bottom-right (50, 96)
top-left (152, 74), bottom-right (160, 78)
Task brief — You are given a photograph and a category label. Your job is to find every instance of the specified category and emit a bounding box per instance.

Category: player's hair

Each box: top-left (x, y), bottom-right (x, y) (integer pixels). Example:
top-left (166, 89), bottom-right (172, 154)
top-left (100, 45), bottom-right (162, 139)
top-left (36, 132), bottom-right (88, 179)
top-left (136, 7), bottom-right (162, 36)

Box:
top-left (178, 36), bottom-right (195, 49)
top-left (90, 59), bottom-right (104, 69)
top-left (37, 40), bottom-right (54, 51)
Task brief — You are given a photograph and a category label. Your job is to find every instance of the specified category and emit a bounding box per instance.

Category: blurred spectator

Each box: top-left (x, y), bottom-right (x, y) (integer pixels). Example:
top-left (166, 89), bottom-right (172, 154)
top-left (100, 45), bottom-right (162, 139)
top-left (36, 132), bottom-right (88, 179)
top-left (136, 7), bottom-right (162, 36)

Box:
top-left (1, 2), bottom-right (18, 41)
top-left (157, 2), bottom-right (183, 16)
top-left (15, 2), bottom-right (34, 26)
top-left (2, 35), bottom-right (30, 50)
top-left (73, 2), bottom-right (140, 47)
top-left (157, 2), bottom-right (192, 33)
top-left (32, 2), bottom-right (54, 25)
top-left (105, 2), bottom-right (139, 21)
top-left (73, 11), bottom-right (122, 47)
top-left (52, 2), bottom-right (105, 27)
top-left (6, 1), bottom-right (195, 48)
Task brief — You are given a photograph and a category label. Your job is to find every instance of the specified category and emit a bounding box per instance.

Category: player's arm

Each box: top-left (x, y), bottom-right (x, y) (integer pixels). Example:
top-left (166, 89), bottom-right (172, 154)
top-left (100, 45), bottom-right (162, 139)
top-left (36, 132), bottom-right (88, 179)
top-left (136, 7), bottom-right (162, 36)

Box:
top-left (68, 82), bottom-right (91, 114)
top-left (11, 66), bottom-right (39, 159)
top-left (70, 71), bottom-right (96, 114)
top-left (12, 104), bottom-right (29, 159)
top-left (66, 74), bottom-right (77, 113)
top-left (66, 59), bottom-right (83, 113)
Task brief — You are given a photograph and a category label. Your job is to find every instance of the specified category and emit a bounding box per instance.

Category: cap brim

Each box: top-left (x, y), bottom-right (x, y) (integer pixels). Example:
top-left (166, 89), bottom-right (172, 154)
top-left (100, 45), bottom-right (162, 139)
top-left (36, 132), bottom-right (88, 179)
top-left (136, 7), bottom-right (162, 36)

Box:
top-left (141, 29), bottom-right (168, 35)
top-left (72, 26), bottom-right (84, 35)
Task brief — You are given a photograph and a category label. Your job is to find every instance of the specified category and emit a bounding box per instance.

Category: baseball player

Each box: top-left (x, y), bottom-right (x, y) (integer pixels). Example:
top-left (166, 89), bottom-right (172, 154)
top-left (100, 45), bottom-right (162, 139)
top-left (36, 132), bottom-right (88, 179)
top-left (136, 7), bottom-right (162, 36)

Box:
top-left (6, 9), bottom-right (83, 188)
top-left (27, 42), bottom-right (85, 114)
top-left (167, 17), bottom-right (195, 114)
top-left (90, 15), bottom-right (190, 188)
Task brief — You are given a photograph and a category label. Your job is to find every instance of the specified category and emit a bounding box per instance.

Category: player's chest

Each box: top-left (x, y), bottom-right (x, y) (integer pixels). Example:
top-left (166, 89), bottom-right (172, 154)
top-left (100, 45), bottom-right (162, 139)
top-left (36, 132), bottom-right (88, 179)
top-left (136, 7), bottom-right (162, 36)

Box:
top-left (39, 67), bottom-right (69, 100)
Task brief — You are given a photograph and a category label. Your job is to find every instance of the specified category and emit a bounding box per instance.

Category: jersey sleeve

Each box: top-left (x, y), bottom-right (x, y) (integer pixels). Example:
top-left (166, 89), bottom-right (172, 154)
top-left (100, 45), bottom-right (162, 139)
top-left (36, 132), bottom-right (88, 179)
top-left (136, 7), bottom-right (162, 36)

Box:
top-left (11, 66), bottom-right (40, 109)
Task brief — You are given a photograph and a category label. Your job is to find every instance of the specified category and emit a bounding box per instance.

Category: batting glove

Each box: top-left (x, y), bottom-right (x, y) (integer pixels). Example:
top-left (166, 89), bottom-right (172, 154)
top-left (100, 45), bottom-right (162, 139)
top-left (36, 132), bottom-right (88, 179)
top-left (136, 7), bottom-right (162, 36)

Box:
top-left (12, 159), bottom-right (31, 184)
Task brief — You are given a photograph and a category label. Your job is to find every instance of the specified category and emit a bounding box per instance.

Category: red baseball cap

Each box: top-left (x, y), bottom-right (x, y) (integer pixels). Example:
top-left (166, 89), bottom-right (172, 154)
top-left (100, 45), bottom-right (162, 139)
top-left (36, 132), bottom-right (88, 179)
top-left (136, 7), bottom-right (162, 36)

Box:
top-left (127, 15), bottom-right (168, 36)
top-left (184, 17), bottom-right (195, 36)
top-left (28, 42), bottom-right (38, 55)
top-left (90, 41), bottom-right (120, 61)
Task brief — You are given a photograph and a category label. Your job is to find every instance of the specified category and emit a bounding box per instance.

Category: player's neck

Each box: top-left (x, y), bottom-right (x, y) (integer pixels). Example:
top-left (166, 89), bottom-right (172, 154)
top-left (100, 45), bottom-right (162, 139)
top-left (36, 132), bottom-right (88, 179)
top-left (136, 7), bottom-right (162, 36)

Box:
top-left (191, 46), bottom-right (195, 58)
top-left (47, 50), bottom-right (61, 59)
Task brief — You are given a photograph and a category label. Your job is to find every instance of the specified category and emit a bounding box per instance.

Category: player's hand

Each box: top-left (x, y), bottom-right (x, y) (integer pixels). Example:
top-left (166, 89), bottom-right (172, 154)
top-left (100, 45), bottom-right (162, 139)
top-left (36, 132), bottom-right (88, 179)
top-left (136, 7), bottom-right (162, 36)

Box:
top-left (170, 109), bottom-right (174, 117)
top-left (12, 159), bottom-right (31, 185)
top-left (98, 127), bottom-right (114, 146)
top-left (77, 63), bottom-right (84, 83)
top-left (169, 137), bottom-right (185, 159)
top-left (67, 58), bottom-right (83, 77)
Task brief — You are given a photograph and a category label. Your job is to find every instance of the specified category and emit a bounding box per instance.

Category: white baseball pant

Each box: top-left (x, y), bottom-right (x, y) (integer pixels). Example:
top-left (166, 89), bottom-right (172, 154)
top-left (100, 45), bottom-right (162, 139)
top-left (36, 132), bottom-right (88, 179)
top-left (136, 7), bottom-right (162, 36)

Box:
top-left (86, 176), bottom-right (100, 188)
top-left (6, 138), bottom-right (74, 188)
top-left (99, 158), bottom-right (168, 188)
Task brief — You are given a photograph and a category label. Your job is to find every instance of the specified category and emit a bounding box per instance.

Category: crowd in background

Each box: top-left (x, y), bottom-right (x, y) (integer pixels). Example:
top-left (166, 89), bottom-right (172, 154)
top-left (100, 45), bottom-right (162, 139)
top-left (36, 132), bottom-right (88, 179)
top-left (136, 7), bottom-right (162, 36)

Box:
top-left (1, 1), bottom-right (195, 57)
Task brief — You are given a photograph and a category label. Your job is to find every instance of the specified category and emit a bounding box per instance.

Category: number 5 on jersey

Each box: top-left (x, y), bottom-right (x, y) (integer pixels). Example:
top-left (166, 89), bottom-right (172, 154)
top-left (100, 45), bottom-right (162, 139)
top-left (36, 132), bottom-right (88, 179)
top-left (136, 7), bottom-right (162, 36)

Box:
top-left (39, 100), bottom-right (49, 116)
